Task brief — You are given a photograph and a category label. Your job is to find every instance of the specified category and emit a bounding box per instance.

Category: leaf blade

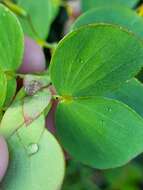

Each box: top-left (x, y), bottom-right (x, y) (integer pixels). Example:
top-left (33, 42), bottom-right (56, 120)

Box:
top-left (0, 4), bottom-right (24, 71)
top-left (56, 97), bottom-right (143, 169)
top-left (1, 116), bottom-right (65, 190)
top-left (50, 24), bottom-right (143, 97)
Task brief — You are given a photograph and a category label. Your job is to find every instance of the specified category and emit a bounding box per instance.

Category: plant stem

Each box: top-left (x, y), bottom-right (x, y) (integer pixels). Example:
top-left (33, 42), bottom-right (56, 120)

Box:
top-left (36, 39), bottom-right (57, 50)
top-left (3, 0), bottom-right (27, 17)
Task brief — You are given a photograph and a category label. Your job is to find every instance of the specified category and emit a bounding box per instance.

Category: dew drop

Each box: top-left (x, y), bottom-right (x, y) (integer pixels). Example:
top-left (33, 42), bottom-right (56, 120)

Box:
top-left (107, 107), bottom-right (112, 112)
top-left (27, 143), bottom-right (39, 155)
top-left (126, 80), bottom-right (130, 83)
top-left (100, 120), bottom-right (104, 127)
top-left (2, 13), bottom-right (6, 17)
top-left (78, 58), bottom-right (84, 64)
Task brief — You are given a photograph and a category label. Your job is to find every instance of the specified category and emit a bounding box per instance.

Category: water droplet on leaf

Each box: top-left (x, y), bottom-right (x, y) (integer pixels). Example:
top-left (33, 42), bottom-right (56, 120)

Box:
top-left (126, 80), bottom-right (130, 83)
top-left (27, 143), bottom-right (39, 155)
top-left (100, 120), bottom-right (104, 127)
top-left (78, 58), bottom-right (84, 64)
top-left (107, 107), bottom-right (112, 112)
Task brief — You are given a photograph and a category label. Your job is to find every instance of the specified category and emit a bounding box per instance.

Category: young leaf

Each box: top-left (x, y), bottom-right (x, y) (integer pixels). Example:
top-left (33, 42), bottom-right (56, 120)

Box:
top-left (0, 4), bottom-right (24, 71)
top-left (50, 24), bottom-right (143, 97)
top-left (0, 88), bottom-right (52, 138)
top-left (16, 0), bottom-right (53, 39)
top-left (0, 71), bottom-right (7, 108)
top-left (24, 74), bottom-right (51, 95)
top-left (71, 6), bottom-right (143, 39)
top-left (106, 78), bottom-right (143, 117)
top-left (56, 97), bottom-right (143, 169)
top-left (23, 88), bottom-right (52, 125)
top-left (0, 100), bottom-right (24, 138)
top-left (1, 115), bottom-right (65, 190)
top-left (81, 0), bottom-right (139, 12)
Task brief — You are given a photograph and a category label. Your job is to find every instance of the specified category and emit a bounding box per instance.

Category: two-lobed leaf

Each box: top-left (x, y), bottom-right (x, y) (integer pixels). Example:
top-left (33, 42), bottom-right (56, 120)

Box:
top-left (50, 24), bottom-right (143, 168)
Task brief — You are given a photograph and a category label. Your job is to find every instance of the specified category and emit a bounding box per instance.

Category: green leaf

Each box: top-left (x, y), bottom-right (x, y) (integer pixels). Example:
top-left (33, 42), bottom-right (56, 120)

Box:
top-left (56, 97), bottom-right (143, 169)
top-left (0, 88), bottom-right (51, 138)
top-left (16, 0), bottom-right (53, 39)
top-left (1, 115), bottom-right (65, 190)
top-left (81, 0), bottom-right (139, 12)
top-left (50, 24), bottom-right (143, 97)
top-left (14, 87), bottom-right (27, 102)
top-left (0, 111), bottom-right (2, 121)
top-left (0, 100), bottom-right (24, 138)
top-left (72, 6), bottom-right (143, 39)
top-left (4, 77), bottom-right (16, 107)
top-left (23, 88), bottom-right (52, 125)
top-left (0, 71), bottom-right (7, 108)
top-left (24, 74), bottom-right (51, 95)
top-left (0, 4), bottom-right (24, 71)
top-left (50, 0), bottom-right (60, 21)
top-left (106, 78), bottom-right (143, 118)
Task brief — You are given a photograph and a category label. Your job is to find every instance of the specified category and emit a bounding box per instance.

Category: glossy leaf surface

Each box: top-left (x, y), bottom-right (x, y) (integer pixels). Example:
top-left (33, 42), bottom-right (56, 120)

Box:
top-left (50, 25), bottom-right (143, 97)
top-left (107, 78), bottom-right (143, 117)
top-left (0, 4), bottom-right (24, 71)
top-left (56, 97), bottom-right (143, 169)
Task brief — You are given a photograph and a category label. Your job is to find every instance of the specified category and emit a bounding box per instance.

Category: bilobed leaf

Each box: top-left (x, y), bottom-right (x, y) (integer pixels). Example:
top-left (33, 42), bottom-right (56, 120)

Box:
top-left (106, 78), bottom-right (143, 117)
top-left (50, 24), bottom-right (143, 97)
top-left (0, 71), bottom-right (7, 108)
top-left (0, 4), bottom-right (24, 71)
top-left (1, 115), bottom-right (65, 190)
top-left (72, 6), bottom-right (143, 39)
top-left (56, 97), bottom-right (143, 169)
top-left (16, 0), bottom-right (53, 39)
top-left (81, 0), bottom-right (139, 12)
